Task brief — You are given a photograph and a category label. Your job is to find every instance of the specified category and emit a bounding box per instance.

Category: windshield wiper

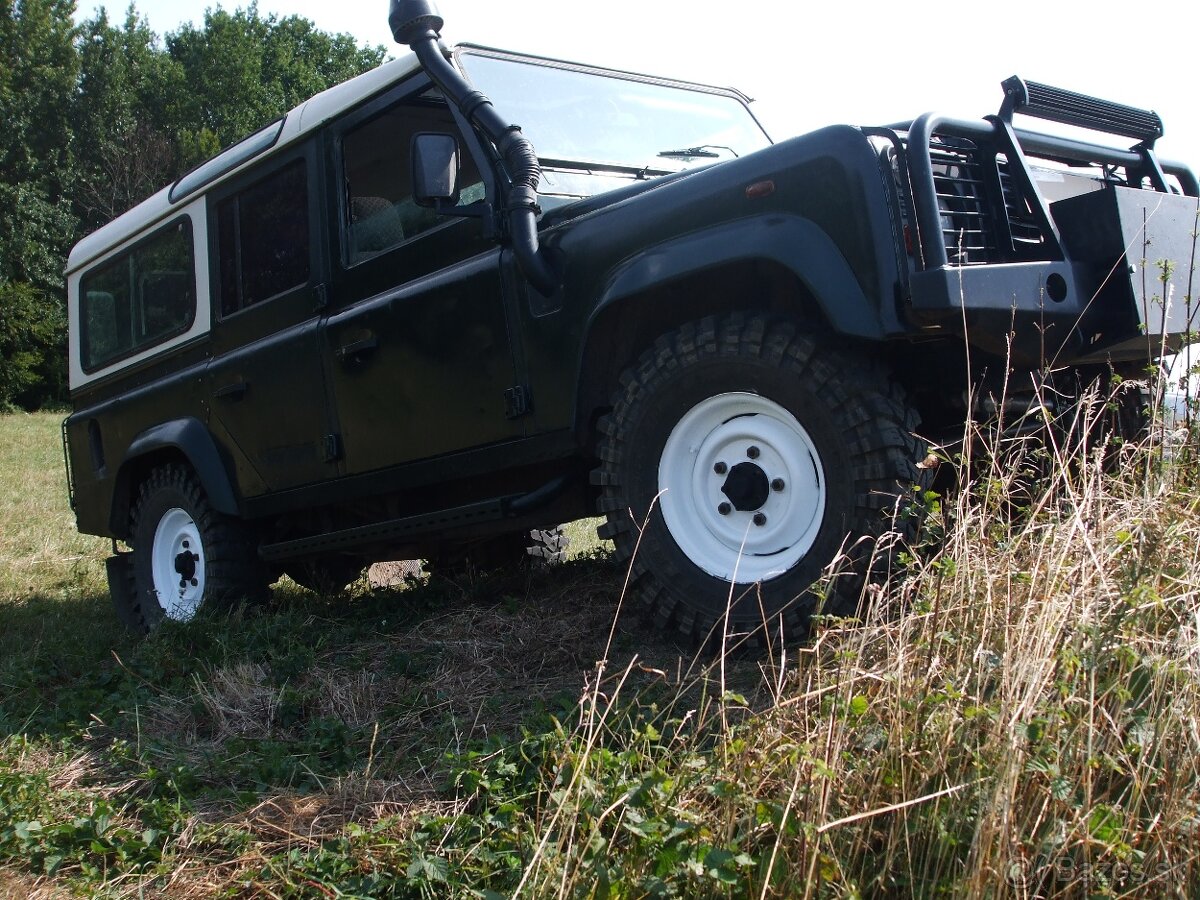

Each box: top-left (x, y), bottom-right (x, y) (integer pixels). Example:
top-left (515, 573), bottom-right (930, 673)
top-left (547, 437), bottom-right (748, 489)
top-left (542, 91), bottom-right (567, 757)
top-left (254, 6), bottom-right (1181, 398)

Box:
top-left (656, 144), bottom-right (738, 160)
top-left (539, 157), bottom-right (675, 178)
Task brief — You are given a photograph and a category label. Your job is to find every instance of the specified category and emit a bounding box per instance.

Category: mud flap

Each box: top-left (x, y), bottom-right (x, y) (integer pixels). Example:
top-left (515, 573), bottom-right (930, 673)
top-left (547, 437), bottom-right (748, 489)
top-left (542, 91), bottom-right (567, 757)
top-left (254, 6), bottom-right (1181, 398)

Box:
top-left (105, 552), bottom-right (141, 630)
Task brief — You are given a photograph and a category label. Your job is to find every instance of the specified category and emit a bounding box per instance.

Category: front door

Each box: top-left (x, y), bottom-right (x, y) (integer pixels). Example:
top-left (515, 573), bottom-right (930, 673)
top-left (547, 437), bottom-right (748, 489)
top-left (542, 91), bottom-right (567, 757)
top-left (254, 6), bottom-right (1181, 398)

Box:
top-left (324, 84), bottom-right (523, 476)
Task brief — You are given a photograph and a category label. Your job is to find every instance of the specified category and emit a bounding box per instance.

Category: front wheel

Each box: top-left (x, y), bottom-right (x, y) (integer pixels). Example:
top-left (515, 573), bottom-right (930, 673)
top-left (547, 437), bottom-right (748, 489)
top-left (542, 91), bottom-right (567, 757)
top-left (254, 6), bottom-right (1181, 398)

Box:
top-left (594, 315), bottom-right (926, 644)
top-left (124, 464), bottom-right (267, 630)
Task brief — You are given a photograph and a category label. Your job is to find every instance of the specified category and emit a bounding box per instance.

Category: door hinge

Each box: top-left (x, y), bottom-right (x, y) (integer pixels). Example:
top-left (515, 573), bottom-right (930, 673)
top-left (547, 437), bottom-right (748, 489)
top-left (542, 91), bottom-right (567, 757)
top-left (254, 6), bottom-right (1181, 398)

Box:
top-left (322, 433), bottom-right (342, 462)
top-left (504, 385), bottom-right (531, 419)
top-left (313, 283), bottom-right (329, 312)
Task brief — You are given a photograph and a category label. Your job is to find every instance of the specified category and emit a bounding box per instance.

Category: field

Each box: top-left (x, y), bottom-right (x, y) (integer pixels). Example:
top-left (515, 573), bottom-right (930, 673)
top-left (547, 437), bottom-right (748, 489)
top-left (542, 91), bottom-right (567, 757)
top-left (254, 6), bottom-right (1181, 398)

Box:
top-left (2, 407), bottom-right (1200, 897)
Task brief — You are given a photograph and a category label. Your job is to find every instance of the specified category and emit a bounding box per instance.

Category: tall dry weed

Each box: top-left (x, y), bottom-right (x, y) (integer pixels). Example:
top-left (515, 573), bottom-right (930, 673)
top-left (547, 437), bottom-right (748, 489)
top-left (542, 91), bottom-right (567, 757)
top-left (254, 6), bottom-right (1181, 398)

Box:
top-left (504, 382), bottom-right (1200, 897)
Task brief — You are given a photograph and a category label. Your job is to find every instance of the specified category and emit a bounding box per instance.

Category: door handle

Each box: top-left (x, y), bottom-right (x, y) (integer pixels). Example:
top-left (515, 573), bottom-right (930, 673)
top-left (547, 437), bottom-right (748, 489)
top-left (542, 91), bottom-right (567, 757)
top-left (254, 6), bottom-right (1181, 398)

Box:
top-left (336, 335), bottom-right (378, 362)
top-left (214, 381), bottom-right (248, 401)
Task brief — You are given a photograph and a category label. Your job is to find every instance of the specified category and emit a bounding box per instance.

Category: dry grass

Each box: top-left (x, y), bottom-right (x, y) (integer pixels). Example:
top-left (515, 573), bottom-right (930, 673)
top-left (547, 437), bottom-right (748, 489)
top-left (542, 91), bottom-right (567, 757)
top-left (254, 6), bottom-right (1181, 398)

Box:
top-left (4, 403), bottom-right (1200, 896)
top-left (0, 412), bottom-right (107, 601)
top-left (491, 389), bottom-right (1200, 897)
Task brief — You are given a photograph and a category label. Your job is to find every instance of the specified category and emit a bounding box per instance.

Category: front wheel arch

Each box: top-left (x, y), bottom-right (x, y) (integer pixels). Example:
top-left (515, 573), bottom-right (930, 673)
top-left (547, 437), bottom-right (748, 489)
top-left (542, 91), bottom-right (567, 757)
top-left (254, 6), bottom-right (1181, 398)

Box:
top-left (573, 260), bottom-right (832, 449)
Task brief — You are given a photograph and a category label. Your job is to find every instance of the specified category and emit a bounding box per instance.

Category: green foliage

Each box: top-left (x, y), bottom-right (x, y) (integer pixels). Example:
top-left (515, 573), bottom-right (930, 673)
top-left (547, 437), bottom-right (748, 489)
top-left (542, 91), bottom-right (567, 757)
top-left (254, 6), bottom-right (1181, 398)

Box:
top-left (165, 4), bottom-right (386, 156)
top-left (0, 279), bottom-right (65, 409)
top-left (0, 1), bottom-right (386, 409)
top-left (71, 7), bottom-right (181, 230)
top-left (0, 0), bottom-right (79, 194)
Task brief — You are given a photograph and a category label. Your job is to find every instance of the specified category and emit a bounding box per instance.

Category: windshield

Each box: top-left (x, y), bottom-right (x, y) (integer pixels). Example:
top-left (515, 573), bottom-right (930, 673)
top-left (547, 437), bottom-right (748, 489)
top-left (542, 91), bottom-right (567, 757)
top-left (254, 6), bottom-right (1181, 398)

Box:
top-left (458, 51), bottom-right (771, 193)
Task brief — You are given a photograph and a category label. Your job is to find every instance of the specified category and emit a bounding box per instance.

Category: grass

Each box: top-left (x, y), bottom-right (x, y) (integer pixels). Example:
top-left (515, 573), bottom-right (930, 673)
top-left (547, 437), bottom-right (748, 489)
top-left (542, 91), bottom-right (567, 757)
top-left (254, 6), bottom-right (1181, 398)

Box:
top-left (2, 400), bottom-right (1200, 897)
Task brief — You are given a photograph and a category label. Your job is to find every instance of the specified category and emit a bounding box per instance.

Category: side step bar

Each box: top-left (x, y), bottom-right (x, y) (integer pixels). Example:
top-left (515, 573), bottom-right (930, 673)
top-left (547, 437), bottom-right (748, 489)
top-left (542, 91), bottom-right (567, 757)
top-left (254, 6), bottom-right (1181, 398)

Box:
top-left (257, 473), bottom-right (575, 562)
top-left (259, 497), bottom-right (510, 561)
top-left (998, 75), bottom-right (1163, 145)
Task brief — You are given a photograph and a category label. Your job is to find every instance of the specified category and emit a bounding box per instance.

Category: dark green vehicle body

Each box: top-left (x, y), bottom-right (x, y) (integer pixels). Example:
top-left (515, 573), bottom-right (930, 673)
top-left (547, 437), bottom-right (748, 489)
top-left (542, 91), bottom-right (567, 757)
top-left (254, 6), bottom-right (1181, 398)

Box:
top-left (63, 38), bottom-right (1200, 634)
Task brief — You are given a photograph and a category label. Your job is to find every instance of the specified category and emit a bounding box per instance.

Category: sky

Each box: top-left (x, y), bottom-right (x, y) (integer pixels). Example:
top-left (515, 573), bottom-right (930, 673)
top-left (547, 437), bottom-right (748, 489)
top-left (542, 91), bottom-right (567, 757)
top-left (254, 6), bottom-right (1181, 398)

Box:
top-left (77, 0), bottom-right (1200, 165)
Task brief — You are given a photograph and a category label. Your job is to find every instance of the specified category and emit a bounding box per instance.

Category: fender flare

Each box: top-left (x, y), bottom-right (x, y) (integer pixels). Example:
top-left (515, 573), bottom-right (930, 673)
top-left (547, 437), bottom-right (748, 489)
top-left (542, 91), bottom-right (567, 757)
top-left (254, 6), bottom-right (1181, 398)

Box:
top-left (110, 417), bottom-right (240, 536)
top-left (574, 215), bottom-right (889, 434)
top-left (591, 214), bottom-right (887, 341)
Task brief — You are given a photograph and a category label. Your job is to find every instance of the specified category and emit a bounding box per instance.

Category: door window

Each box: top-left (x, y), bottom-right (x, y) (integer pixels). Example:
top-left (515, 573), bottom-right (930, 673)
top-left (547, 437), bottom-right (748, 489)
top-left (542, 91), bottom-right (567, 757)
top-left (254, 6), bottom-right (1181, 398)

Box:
top-left (216, 159), bottom-right (310, 316)
top-left (342, 97), bottom-right (482, 265)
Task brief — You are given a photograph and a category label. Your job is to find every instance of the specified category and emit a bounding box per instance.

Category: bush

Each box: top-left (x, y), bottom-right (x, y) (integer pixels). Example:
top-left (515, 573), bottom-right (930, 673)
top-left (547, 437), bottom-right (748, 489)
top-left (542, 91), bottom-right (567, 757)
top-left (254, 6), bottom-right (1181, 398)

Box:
top-left (0, 280), bottom-right (66, 411)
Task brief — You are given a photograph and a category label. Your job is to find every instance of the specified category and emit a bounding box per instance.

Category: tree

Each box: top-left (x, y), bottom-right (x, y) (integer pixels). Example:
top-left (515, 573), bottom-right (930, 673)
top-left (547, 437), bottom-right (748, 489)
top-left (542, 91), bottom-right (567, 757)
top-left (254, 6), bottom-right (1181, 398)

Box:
top-left (0, 0), bottom-right (77, 409)
top-left (0, 0), bottom-right (79, 288)
top-left (72, 7), bottom-right (181, 230)
top-left (0, 278), bottom-right (65, 410)
top-left (0, 1), bottom-right (386, 409)
top-left (166, 4), bottom-right (385, 160)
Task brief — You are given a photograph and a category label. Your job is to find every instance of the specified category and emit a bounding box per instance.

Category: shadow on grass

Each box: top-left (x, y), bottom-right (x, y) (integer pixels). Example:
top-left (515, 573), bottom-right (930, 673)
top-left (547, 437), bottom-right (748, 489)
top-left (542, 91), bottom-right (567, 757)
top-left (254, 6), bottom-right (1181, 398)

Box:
top-left (0, 552), bottom-right (697, 807)
top-left (0, 590), bottom-right (132, 737)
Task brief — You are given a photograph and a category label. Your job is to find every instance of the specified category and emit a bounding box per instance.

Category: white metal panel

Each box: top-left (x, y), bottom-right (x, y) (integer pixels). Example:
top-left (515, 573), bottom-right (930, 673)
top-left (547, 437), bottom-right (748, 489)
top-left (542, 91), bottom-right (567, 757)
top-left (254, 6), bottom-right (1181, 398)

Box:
top-left (68, 197), bottom-right (211, 391)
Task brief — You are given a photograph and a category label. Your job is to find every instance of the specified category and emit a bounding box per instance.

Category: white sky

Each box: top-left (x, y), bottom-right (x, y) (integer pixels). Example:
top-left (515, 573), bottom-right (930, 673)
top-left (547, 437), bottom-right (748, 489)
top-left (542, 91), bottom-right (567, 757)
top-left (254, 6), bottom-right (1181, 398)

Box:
top-left (78, 0), bottom-right (1200, 166)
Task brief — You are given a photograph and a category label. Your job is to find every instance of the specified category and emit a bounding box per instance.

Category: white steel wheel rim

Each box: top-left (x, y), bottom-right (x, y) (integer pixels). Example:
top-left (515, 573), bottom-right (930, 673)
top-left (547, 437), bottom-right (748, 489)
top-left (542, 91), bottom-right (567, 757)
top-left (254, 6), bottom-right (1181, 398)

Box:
top-left (658, 391), bottom-right (826, 583)
top-left (150, 507), bottom-right (205, 622)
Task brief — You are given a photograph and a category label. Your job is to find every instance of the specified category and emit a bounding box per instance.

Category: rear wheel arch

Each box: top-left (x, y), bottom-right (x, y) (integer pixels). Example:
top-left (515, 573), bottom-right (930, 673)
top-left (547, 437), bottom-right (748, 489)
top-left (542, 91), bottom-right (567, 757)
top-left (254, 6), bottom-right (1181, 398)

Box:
top-left (110, 418), bottom-right (240, 539)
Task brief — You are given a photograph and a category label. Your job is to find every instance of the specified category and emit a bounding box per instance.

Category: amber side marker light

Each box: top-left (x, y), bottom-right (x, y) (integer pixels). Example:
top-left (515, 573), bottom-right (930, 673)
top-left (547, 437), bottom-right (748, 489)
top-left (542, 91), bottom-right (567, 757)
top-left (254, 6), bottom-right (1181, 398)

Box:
top-left (745, 180), bottom-right (775, 199)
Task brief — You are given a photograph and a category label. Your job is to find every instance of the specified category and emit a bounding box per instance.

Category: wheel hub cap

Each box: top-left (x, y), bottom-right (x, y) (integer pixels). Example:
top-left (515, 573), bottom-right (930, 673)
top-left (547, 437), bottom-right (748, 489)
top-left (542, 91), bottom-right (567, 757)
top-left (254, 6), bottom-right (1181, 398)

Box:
top-left (151, 508), bottom-right (205, 621)
top-left (658, 391), bottom-right (826, 583)
top-left (721, 461), bottom-right (771, 512)
top-left (174, 546), bottom-right (199, 582)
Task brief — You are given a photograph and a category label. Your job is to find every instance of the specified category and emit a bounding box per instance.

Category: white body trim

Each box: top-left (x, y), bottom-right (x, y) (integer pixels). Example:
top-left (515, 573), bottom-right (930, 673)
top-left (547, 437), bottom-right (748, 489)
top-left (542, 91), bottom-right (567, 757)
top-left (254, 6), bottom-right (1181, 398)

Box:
top-left (67, 197), bottom-right (211, 390)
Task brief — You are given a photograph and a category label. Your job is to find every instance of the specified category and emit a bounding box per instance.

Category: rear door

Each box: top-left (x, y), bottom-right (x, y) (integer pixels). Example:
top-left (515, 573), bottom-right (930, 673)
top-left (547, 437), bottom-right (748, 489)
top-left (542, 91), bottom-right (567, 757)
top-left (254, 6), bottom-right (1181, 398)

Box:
top-left (206, 142), bottom-right (336, 493)
top-left (323, 82), bottom-right (523, 476)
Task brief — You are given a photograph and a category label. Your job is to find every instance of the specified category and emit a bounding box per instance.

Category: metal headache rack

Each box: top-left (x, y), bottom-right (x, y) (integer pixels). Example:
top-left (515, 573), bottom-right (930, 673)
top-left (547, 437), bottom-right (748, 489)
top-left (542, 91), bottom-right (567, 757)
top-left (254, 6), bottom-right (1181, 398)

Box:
top-left (901, 75), bottom-right (1197, 272)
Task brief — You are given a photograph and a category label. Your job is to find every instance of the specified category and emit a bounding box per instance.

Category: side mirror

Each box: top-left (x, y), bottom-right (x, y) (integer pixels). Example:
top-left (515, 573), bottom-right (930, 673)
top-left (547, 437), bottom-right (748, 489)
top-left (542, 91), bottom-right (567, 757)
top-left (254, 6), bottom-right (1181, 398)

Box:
top-left (411, 132), bottom-right (460, 207)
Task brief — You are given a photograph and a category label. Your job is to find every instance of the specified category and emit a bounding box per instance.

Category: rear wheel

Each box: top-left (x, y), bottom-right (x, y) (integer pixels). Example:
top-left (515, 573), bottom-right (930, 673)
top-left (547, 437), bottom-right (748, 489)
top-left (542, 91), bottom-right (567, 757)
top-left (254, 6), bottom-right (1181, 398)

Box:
top-left (122, 464), bottom-right (267, 630)
top-left (594, 314), bottom-right (927, 644)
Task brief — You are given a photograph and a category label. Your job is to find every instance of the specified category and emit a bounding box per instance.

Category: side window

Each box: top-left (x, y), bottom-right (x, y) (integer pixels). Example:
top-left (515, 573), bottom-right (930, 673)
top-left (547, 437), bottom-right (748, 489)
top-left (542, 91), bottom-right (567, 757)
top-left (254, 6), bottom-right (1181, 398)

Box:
top-left (343, 98), bottom-right (482, 264)
top-left (217, 159), bottom-right (309, 316)
top-left (80, 219), bottom-right (195, 372)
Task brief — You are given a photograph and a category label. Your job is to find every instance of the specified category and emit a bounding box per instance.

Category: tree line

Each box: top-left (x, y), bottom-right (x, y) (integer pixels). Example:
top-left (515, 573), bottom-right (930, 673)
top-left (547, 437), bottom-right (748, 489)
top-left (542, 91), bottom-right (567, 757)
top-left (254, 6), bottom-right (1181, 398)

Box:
top-left (0, 0), bottom-right (386, 410)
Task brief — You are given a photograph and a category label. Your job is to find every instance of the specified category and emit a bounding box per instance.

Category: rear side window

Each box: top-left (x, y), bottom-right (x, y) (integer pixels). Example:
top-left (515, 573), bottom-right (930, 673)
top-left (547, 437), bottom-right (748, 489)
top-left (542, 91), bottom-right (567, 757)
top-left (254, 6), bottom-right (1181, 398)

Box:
top-left (80, 219), bottom-right (195, 372)
top-left (217, 159), bottom-right (310, 316)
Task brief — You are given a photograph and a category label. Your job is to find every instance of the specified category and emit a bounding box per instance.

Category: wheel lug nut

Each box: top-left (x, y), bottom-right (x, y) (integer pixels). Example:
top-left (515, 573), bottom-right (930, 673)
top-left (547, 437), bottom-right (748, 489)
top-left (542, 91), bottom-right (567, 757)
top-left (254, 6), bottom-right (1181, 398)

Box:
top-left (718, 502), bottom-right (732, 516)
top-left (753, 512), bottom-right (767, 526)
top-left (746, 446), bottom-right (760, 459)
top-left (771, 478), bottom-right (785, 492)
top-left (713, 461), bottom-right (728, 475)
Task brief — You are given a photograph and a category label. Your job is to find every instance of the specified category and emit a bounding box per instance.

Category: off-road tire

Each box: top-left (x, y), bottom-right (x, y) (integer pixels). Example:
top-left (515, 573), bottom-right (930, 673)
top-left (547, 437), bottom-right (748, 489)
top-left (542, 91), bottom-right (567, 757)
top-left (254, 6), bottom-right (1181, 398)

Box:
top-left (593, 314), bottom-right (927, 645)
top-left (122, 464), bottom-right (268, 631)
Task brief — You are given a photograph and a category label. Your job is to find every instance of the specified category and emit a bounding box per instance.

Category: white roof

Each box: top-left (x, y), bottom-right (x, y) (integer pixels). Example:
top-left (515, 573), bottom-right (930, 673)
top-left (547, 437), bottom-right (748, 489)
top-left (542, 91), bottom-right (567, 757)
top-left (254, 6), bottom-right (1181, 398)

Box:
top-left (66, 51), bottom-right (424, 274)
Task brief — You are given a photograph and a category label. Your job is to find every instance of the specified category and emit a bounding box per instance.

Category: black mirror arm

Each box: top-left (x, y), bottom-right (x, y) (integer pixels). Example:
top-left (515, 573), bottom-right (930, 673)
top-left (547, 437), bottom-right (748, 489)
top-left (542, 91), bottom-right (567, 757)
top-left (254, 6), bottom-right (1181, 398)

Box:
top-left (430, 198), bottom-right (489, 219)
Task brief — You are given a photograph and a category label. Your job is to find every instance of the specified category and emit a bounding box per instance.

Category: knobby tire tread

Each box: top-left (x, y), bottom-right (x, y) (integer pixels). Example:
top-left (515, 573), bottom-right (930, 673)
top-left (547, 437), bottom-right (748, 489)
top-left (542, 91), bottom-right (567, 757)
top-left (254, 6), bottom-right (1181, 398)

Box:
top-left (593, 313), bottom-right (927, 645)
